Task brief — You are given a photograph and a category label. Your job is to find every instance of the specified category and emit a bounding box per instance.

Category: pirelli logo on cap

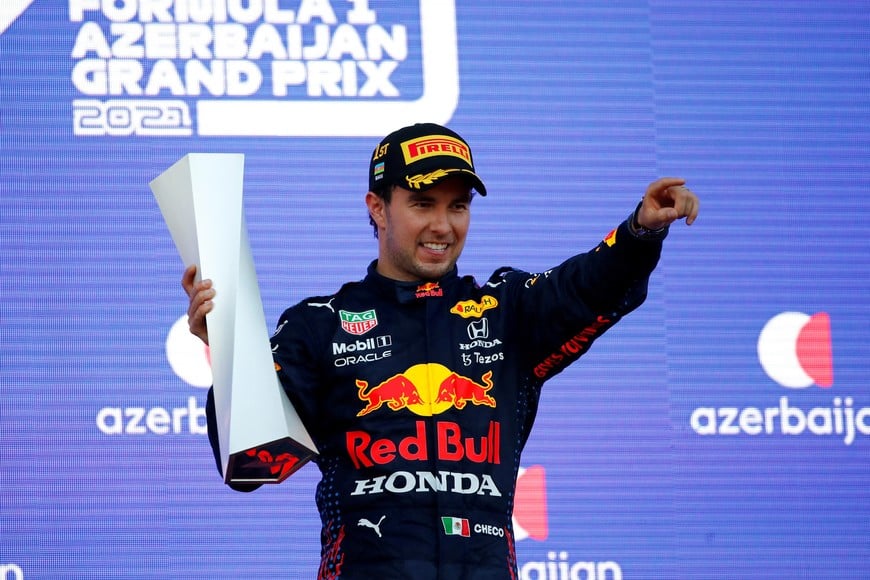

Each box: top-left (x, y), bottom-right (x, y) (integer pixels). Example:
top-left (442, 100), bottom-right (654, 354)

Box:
top-left (401, 135), bottom-right (471, 165)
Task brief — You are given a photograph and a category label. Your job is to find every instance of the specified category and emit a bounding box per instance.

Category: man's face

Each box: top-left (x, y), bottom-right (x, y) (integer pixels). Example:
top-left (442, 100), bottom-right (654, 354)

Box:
top-left (367, 177), bottom-right (472, 282)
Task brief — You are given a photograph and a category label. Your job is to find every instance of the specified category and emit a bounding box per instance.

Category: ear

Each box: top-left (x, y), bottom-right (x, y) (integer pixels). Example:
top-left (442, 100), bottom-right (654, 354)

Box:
top-left (365, 191), bottom-right (387, 230)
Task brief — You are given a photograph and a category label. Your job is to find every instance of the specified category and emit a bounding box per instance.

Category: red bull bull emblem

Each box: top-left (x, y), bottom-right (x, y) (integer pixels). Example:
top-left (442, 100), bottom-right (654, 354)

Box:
top-left (415, 282), bottom-right (443, 298)
top-left (349, 364), bottom-right (502, 496)
top-left (356, 363), bottom-right (495, 417)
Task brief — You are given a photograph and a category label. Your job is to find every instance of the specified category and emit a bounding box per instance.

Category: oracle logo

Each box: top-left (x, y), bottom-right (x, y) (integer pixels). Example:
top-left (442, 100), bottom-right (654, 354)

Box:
top-left (757, 312), bottom-right (833, 388)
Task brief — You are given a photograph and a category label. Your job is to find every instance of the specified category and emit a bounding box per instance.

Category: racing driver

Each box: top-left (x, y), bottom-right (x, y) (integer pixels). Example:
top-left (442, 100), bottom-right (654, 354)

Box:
top-left (182, 123), bottom-right (700, 579)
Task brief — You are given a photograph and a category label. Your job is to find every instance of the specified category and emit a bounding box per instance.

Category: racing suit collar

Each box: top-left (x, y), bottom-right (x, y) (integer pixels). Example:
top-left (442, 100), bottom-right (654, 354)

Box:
top-left (365, 260), bottom-right (458, 304)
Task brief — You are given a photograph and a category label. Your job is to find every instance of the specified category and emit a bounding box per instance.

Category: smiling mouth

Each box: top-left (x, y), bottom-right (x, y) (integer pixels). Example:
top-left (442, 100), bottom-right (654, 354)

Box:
top-left (422, 242), bottom-right (448, 252)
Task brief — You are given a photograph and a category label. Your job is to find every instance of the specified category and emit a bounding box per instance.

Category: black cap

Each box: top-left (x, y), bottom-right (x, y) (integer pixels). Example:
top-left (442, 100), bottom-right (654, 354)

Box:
top-left (368, 123), bottom-right (487, 195)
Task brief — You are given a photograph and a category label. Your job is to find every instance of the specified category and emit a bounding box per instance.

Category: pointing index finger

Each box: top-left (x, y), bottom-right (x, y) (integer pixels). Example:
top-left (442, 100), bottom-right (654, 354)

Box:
top-left (647, 177), bottom-right (686, 197)
top-left (684, 193), bottom-right (700, 225)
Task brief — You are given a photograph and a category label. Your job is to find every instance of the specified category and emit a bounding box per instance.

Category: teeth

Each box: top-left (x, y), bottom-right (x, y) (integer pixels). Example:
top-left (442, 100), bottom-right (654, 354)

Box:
top-left (424, 243), bottom-right (448, 251)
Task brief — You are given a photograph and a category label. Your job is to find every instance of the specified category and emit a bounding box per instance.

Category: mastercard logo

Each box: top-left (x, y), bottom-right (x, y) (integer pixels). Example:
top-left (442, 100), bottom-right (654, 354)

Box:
top-left (757, 312), bottom-right (833, 388)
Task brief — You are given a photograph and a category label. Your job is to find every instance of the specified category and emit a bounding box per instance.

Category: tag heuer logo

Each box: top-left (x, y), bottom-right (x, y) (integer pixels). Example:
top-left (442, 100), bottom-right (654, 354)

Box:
top-left (339, 309), bottom-right (378, 335)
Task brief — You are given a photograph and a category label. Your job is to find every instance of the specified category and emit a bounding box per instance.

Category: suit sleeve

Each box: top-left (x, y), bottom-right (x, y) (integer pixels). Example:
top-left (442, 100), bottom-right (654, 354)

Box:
top-left (205, 386), bottom-right (262, 492)
top-left (506, 217), bottom-right (665, 378)
top-left (269, 304), bottom-right (327, 443)
top-left (203, 303), bottom-right (325, 492)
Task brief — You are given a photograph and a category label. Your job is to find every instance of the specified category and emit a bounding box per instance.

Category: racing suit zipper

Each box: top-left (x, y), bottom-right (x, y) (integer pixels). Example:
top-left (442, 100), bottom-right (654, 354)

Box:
top-left (424, 294), bottom-right (446, 580)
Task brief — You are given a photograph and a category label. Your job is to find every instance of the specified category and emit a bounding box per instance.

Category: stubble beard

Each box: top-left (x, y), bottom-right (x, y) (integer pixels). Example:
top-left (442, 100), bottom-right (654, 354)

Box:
top-left (383, 231), bottom-right (462, 281)
top-left (389, 243), bottom-right (456, 281)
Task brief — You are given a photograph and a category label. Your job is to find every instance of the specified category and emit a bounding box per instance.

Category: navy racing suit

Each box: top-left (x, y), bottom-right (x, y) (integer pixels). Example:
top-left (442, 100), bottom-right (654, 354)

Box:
top-left (206, 216), bottom-right (665, 579)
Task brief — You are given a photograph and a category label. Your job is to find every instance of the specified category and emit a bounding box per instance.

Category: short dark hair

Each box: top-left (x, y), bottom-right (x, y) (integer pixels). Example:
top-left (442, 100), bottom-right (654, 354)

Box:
top-left (368, 184), bottom-right (394, 239)
top-left (367, 180), bottom-right (476, 239)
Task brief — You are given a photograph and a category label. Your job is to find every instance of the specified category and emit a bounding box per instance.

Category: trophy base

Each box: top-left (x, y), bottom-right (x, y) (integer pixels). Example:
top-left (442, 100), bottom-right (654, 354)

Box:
top-left (225, 437), bottom-right (316, 484)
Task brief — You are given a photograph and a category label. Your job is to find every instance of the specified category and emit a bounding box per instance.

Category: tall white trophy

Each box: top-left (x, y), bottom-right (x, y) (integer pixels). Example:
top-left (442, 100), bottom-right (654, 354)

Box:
top-left (150, 154), bottom-right (317, 484)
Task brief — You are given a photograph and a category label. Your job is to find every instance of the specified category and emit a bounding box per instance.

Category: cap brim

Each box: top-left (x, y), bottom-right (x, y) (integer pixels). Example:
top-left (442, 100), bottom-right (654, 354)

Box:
top-left (414, 168), bottom-right (487, 196)
top-left (463, 170), bottom-right (487, 196)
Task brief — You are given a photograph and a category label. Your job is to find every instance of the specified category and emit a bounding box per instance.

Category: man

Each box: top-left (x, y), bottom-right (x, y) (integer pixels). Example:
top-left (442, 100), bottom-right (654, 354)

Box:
top-left (183, 123), bottom-right (699, 579)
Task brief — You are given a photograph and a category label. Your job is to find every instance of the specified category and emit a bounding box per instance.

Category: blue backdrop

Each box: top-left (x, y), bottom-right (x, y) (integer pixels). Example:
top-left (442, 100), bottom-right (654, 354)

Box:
top-left (2, 1), bottom-right (868, 578)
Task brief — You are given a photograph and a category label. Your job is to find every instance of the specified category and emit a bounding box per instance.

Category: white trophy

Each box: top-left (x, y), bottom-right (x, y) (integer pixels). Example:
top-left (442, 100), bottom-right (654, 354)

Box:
top-left (150, 153), bottom-right (317, 484)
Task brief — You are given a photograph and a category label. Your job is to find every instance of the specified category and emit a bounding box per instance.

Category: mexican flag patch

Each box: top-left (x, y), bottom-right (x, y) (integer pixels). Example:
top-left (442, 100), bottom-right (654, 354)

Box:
top-left (441, 516), bottom-right (470, 537)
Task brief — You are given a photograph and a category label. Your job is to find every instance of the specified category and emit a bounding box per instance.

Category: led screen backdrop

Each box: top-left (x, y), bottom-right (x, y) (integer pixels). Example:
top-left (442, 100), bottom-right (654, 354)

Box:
top-left (2, 1), bottom-right (868, 578)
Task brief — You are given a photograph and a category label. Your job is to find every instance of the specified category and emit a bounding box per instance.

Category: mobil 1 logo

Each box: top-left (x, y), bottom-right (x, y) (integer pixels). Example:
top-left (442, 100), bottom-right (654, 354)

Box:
top-left (333, 335), bottom-right (392, 367)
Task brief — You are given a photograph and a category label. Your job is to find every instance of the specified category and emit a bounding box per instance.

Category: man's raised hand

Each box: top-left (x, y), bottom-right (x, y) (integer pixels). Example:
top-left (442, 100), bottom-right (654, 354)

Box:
top-left (636, 177), bottom-right (700, 230)
top-left (181, 264), bottom-right (214, 345)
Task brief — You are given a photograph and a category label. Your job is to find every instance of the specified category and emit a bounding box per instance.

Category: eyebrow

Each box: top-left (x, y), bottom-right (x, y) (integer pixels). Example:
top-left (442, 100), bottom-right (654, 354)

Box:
top-left (407, 190), bottom-right (472, 203)
top-left (408, 191), bottom-right (436, 202)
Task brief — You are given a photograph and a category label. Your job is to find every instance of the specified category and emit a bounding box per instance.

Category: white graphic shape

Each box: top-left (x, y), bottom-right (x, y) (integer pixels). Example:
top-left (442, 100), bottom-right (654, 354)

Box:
top-left (196, 0), bottom-right (459, 136)
top-left (513, 466), bottom-right (532, 541)
top-left (358, 515), bottom-right (386, 538)
top-left (0, 0), bottom-right (34, 35)
top-left (150, 154), bottom-right (317, 483)
top-left (757, 311), bottom-right (834, 388)
top-left (166, 315), bottom-right (213, 388)
top-left (512, 465), bottom-right (548, 542)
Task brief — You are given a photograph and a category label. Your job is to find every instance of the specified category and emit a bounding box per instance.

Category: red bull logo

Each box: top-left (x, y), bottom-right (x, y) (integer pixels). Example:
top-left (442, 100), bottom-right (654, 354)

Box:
top-left (350, 365), bottom-right (502, 480)
top-left (356, 363), bottom-right (496, 417)
top-left (436, 370), bottom-right (495, 409)
top-left (415, 281), bottom-right (443, 298)
top-left (347, 419), bottom-right (501, 470)
top-left (356, 374), bottom-right (423, 416)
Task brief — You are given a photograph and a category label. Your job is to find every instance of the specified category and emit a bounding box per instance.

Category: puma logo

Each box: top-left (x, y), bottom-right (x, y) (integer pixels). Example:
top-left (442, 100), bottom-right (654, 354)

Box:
top-left (357, 515), bottom-right (386, 538)
top-left (308, 297), bottom-right (336, 312)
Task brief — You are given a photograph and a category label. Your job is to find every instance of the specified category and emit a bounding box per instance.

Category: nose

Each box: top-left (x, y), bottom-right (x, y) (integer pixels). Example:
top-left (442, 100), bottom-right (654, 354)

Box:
top-left (428, 205), bottom-right (451, 235)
